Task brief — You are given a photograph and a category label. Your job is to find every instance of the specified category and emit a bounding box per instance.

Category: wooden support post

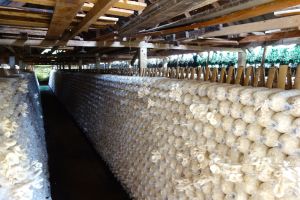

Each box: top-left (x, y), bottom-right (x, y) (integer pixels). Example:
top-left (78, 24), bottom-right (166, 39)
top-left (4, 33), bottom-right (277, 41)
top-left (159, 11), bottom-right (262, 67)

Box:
top-left (138, 46), bottom-right (147, 76)
top-left (261, 46), bottom-right (268, 67)
top-left (190, 67), bottom-right (195, 80)
top-left (204, 66), bottom-right (211, 81)
top-left (226, 66), bottom-right (234, 84)
top-left (294, 65), bottom-right (300, 89)
top-left (287, 67), bottom-right (293, 90)
top-left (211, 68), bottom-right (218, 82)
top-left (197, 67), bottom-right (202, 81)
top-left (219, 67), bottom-right (226, 83)
top-left (79, 59), bottom-right (82, 70)
top-left (278, 65), bottom-right (288, 89)
top-left (266, 67), bottom-right (276, 88)
top-left (244, 67), bottom-right (253, 86)
top-left (235, 66), bottom-right (244, 85)
top-left (9, 56), bottom-right (15, 69)
top-left (238, 50), bottom-right (247, 67)
top-left (96, 53), bottom-right (101, 69)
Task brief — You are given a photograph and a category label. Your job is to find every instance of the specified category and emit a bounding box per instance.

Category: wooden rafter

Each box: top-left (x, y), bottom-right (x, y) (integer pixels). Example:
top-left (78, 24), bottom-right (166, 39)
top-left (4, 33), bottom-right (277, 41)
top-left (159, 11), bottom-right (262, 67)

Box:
top-left (46, 0), bottom-right (85, 41)
top-left (137, 0), bottom-right (300, 37)
top-left (201, 15), bottom-right (300, 37)
top-left (239, 30), bottom-right (300, 43)
top-left (0, 38), bottom-right (243, 52)
top-left (12, 0), bottom-right (142, 17)
top-left (60, 0), bottom-right (120, 44)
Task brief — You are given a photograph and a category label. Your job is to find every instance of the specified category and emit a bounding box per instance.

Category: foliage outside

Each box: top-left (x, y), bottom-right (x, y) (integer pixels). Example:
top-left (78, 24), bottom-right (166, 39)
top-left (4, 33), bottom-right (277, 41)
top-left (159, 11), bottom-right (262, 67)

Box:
top-left (34, 65), bottom-right (52, 82)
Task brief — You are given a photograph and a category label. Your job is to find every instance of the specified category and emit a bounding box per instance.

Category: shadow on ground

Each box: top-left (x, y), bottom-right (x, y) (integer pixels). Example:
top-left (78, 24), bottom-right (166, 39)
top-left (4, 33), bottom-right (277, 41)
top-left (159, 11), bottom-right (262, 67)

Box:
top-left (40, 86), bottom-right (131, 200)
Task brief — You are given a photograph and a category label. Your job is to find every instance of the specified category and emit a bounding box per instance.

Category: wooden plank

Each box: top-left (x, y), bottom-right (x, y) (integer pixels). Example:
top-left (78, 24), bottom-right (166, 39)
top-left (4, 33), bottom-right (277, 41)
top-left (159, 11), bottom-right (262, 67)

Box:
top-left (226, 66), bottom-right (234, 84)
top-left (258, 66), bottom-right (266, 87)
top-left (197, 67), bottom-right (202, 81)
top-left (106, 7), bottom-right (134, 17)
top-left (202, 15), bottom-right (300, 37)
top-left (190, 67), bottom-right (195, 80)
top-left (113, 0), bottom-right (146, 11)
top-left (294, 65), bottom-right (300, 89)
top-left (211, 67), bottom-right (218, 82)
top-left (219, 67), bottom-right (226, 83)
top-left (204, 66), bottom-right (211, 81)
top-left (46, 0), bottom-right (85, 40)
top-left (87, 0), bottom-right (146, 11)
top-left (286, 67), bottom-right (293, 90)
top-left (266, 67), bottom-right (276, 88)
top-left (240, 30), bottom-right (300, 44)
top-left (12, 0), bottom-right (135, 17)
top-left (0, 18), bottom-right (49, 28)
top-left (278, 65), bottom-right (288, 89)
top-left (63, 0), bottom-right (120, 42)
top-left (235, 66), bottom-right (244, 85)
top-left (244, 66), bottom-right (253, 86)
top-left (138, 0), bottom-right (300, 37)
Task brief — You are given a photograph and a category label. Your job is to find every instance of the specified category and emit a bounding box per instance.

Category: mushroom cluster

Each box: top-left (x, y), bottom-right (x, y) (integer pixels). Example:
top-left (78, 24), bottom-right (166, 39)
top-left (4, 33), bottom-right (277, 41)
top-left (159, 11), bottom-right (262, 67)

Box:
top-left (51, 72), bottom-right (300, 200)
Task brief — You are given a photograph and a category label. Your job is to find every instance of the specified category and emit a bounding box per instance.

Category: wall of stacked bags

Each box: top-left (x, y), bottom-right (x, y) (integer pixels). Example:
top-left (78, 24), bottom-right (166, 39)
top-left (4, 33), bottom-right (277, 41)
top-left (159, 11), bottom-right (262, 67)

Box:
top-left (0, 72), bottom-right (50, 200)
top-left (50, 70), bottom-right (300, 200)
top-left (61, 64), bottom-right (300, 90)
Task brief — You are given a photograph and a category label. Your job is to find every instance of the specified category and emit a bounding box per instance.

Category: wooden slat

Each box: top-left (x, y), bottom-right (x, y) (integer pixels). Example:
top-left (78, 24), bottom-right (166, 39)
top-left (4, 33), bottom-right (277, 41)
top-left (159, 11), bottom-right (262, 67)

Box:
top-left (204, 66), bottom-right (211, 81)
top-left (202, 15), bottom-right (300, 37)
top-left (219, 67), bottom-right (226, 83)
top-left (240, 30), bottom-right (300, 44)
top-left (211, 67), bottom-right (218, 82)
top-left (226, 66), bottom-right (234, 84)
top-left (294, 65), bottom-right (300, 89)
top-left (13, 0), bottom-right (135, 17)
top-left (235, 66), bottom-right (244, 85)
top-left (46, 0), bottom-right (85, 40)
top-left (278, 65), bottom-right (288, 89)
top-left (138, 0), bottom-right (300, 37)
top-left (113, 0), bottom-right (146, 11)
top-left (0, 18), bottom-right (49, 28)
top-left (286, 67), bottom-right (293, 90)
top-left (243, 66), bottom-right (253, 86)
top-left (87, 0), bottom-right (147, 11)
top-left (106, 7), bottom-right (134, 17)
top-left (62, 0), bottom-right (120, 42)
top-left (197, 67), bottom-right (202, 81)
top-left (266, 67), bottom-right (276, 88)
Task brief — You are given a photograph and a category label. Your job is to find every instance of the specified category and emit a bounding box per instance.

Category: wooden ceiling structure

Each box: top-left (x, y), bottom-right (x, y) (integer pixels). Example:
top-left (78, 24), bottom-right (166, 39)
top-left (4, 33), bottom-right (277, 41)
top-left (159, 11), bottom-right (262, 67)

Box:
top-left (0, 0), bottom-right (299, 65)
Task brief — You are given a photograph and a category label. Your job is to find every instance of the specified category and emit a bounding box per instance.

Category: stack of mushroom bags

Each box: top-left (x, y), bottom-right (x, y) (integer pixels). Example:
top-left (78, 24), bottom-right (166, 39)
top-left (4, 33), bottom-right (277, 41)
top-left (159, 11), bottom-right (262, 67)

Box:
top-left (0, 77), bottom-right (47, 200)
top-left (52, 72), bottom-right (300, 200)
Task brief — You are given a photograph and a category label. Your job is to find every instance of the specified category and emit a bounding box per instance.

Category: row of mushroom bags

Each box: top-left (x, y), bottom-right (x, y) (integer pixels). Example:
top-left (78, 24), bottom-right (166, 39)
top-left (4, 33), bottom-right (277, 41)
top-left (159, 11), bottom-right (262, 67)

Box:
top-left (50, 72), bottom-right (300, 200)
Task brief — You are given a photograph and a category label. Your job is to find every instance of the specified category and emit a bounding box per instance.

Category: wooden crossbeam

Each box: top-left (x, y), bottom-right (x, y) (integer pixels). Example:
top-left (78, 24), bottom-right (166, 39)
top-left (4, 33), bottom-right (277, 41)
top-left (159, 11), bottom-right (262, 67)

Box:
top-left (87, 0), bottom-right (146, 11)
top-left (202, 15), bottom-right (300, 37)
top-left (0, 39), bottom-right (243, 51)
top-left (0, 6), bottom-right (116, 27)
top-left (239, 30), bottom-right (300, 43)
top-left (13, 0), bottom-right (138, 17)
top-left (138, 0), bottom-right (300, 37)
top-left (61, 0), bottom-right (120, 43)
top-left (46, 0), bottom-right (85, 41)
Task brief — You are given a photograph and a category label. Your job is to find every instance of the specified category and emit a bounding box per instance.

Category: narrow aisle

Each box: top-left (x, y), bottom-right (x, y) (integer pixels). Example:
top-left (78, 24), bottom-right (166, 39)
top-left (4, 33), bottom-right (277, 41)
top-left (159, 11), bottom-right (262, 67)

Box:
top-left (41, 87), bottom-right (130, 200)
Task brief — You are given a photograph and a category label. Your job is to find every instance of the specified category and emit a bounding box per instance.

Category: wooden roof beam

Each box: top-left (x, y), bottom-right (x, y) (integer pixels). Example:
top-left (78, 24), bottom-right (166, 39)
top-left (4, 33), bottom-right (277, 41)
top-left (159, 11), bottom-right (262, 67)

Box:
top-left (138, 0), bottom-right (300, 37)
top-left (87, 0), bottom-right (147, 11)
top-left (201, 15), bottom-right (300, 37)
top-left (13, 0), bottom-right (137, 17)
top-left (239, 30), bottom-right (300, 43)
top-left (0, 38), bottom-right (243, 52)
top-left (46, 0), bottom-right (85, 41)
top-left (60, 0), bottom-right (120, 43)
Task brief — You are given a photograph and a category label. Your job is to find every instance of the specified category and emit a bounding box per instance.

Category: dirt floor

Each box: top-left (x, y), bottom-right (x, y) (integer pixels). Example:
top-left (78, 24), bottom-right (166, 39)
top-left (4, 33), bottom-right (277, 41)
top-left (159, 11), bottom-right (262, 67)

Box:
top-left (41, 86), bottom-right (131, 200)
